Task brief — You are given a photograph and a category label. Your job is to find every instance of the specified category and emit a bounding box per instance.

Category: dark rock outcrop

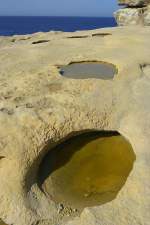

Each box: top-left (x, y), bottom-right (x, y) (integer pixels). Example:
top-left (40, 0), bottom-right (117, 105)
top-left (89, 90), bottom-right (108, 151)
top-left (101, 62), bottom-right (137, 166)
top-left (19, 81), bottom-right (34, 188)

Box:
top-left (118, 0), bottom-right (150, 6)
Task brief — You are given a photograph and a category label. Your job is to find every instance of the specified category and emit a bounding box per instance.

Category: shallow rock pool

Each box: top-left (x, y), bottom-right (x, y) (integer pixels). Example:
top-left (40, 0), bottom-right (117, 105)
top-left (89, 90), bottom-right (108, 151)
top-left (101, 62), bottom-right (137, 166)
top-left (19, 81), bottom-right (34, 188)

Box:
top-left (39, 132), bottom-right (135, 211)
top-left (59, 62), bottom-right (117, 79)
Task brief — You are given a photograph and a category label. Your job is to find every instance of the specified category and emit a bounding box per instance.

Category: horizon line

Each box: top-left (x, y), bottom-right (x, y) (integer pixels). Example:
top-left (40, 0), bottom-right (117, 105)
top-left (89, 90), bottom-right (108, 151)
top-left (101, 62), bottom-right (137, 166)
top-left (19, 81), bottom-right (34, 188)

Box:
top-left (0, 15), bottom-right (114, 18)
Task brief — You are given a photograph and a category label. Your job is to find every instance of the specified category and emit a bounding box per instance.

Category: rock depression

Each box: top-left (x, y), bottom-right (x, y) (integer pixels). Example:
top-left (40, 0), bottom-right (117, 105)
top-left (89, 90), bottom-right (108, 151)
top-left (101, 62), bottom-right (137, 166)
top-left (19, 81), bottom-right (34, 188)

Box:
top-left (0, 27), bottom-right (150, 225)
top-left (58, 61), bottom-right (117, 79)
top-left (39, 131), bottom-right (135, 211)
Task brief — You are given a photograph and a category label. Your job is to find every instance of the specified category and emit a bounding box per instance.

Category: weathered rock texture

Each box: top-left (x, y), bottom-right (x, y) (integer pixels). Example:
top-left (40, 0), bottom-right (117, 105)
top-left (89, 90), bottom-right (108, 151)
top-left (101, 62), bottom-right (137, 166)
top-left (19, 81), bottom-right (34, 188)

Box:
top-left (114, 0), bottom-right (150, 25)
top-left (0, 27), bottom-right (150, 225)
top-left (118, 0), bottom-right (150, 6)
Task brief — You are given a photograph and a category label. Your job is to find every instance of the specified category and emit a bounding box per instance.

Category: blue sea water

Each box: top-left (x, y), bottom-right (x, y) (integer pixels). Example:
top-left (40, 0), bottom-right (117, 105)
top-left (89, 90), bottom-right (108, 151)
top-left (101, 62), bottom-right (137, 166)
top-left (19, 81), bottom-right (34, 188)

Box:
top-left (0, 16), bottom-right (116, 36)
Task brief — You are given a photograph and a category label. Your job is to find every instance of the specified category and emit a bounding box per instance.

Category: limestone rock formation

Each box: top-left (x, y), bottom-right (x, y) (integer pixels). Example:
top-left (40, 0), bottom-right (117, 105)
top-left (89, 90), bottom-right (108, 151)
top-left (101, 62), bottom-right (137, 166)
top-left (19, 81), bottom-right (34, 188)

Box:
top-left (143, 5), bottom-right (150, 24)
top-left (0, 27), bottom-right (150, 225)
top-left (114, 0), bottom-right (150, 25)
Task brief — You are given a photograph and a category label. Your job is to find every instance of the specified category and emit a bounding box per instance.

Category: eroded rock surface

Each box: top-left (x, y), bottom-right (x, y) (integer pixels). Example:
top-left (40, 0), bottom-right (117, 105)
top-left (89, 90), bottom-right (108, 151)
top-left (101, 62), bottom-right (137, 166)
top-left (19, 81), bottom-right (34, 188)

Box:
top-left (115, 0), bottom-right (150, 25)
top-left (118, 0), bottom-right (150, 6)
top-left (0, 27), bottom-right (150, 225)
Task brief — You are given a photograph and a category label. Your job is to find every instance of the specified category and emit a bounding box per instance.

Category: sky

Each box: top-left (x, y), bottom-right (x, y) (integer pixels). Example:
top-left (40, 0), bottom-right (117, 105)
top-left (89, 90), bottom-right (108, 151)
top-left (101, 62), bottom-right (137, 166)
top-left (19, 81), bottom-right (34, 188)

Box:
top-left (0, 0), bottom-right (119, 17)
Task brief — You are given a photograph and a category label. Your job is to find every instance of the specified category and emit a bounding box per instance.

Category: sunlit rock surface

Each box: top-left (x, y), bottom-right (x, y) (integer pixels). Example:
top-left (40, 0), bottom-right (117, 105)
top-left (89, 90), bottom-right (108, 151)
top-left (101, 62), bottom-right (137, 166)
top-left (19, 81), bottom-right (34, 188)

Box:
top-left (0, 27), bottom-right (150, 225)
top-left (115, 0), bottom-right (150, 25)
top-left (143, 5), bottom-right (150, 24)
top-left (114, 8), bottom-right (144, 25)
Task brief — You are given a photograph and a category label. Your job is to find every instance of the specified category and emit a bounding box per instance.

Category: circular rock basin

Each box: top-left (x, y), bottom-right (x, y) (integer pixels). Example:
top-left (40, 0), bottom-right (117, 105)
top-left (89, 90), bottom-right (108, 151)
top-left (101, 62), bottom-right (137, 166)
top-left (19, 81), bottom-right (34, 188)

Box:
top-left (39, 131), bottom-right (135, 211)
top-left (59, 62), bottom-right (117, 79)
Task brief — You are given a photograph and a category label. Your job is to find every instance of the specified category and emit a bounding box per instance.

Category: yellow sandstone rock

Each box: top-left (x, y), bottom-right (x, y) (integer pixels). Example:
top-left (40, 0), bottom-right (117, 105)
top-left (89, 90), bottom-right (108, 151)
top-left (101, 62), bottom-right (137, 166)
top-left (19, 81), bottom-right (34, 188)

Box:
top-left (0, 27), bottom-right (150, 225)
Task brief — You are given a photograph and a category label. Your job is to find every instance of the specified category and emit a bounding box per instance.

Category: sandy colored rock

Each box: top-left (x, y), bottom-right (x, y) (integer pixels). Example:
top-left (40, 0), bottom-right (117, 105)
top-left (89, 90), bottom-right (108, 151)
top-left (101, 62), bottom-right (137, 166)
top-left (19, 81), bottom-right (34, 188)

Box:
top-left (0, 27), bottom-right (150, 225)
top-left (114, 7), bottom-right (144, 25)
top-left (143, 5), bottom-right (150, 24)
top-left (115, 0), bottom-right (150, 25)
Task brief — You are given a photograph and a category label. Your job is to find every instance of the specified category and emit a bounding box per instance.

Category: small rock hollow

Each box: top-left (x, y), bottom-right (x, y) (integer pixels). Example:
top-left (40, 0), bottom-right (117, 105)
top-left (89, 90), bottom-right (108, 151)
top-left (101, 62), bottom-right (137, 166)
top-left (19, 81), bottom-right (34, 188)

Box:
top-left (67, 35), bottom-right (89, 39)
top-left (32, 40), bottom-right (50, 44)
top-left (38, 131), bottom-right (135, 211)
top-left (59, 61), bottom-right (117, 79)
top-left (0, 220), bottom-right (7, 225)
top-left (92, 33), bottom-right (112, 37)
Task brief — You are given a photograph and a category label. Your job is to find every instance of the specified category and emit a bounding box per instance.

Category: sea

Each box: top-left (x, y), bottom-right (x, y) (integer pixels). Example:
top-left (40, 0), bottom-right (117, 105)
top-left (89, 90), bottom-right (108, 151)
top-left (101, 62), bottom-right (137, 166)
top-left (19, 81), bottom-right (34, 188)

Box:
top-left (0, 16), bottom-right (116, 36)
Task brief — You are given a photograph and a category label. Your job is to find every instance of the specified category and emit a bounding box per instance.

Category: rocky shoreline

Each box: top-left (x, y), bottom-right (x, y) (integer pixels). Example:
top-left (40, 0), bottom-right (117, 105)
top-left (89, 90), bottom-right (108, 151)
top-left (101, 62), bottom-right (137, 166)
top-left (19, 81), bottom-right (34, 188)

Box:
top-left (0, 26), bottom-right (150, 225)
